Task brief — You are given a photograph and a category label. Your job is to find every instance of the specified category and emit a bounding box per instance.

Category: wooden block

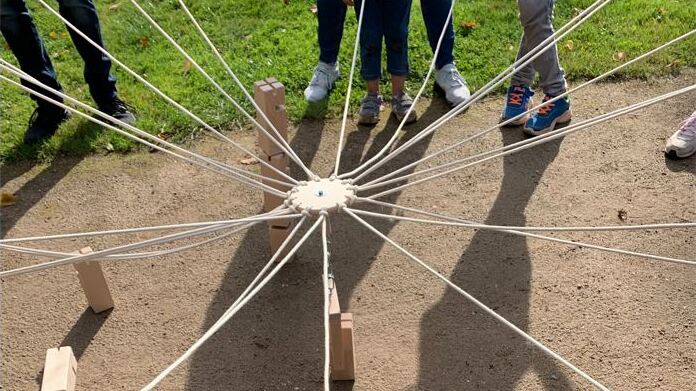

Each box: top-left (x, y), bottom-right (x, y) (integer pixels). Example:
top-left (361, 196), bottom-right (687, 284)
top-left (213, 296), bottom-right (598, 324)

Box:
top-left (41, 346), bottom-right (77, 391)
top-left (260, 152), bottom-right (291, 214)
top-left (72, 247), bottom-right (114, 314)
top-left (269, 223), bottom-right (293, 261)
top-left (254, 79), bottom-right (288, 156)
top-left (334, 313), bottom-right (356, 381)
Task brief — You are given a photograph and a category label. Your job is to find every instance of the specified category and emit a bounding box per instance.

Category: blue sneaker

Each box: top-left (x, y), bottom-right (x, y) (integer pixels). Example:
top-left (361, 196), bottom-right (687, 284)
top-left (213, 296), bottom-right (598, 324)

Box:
top-left (501, 85), bottom-right (534, 127)
top-left (523, 95), bottom-right (572, 136)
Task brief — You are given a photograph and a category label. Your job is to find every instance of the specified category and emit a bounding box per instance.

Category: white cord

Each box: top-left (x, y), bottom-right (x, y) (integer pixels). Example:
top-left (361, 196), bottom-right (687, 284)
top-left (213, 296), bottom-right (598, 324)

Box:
top-left (345, 208), bottom-right (610, 391)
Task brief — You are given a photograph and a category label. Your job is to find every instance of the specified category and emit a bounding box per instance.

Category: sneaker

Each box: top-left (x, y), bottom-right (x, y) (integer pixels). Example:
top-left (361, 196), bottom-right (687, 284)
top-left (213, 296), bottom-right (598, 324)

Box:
top-left (523, 95), bottom-right (571, 136)
top-left (304, 61), bottom-right (340, 102)
top-left (665, 112), bottom-right (696, 159)
top-left (99, 96), bottom-right (136, 125)
top-left (391, 93), bottom-right (417, 124)
top-left (501, 85), bottom-right (534, 127)
top-left (23, 106), bottom-right (71, 144)
top-left (434, 63), bottom-right (470, 107)
top-left (358, 94), bottom-right (382, 125)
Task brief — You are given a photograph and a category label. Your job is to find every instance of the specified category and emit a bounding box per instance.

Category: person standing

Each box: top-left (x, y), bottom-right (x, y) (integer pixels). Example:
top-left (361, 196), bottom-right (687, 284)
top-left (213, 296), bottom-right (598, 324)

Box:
top-left (1, 0), bottom-right (135, 143)
top-left (500, 0), bottom-right (570, 136)
top-left (304, 0), bottom-right (471, 108)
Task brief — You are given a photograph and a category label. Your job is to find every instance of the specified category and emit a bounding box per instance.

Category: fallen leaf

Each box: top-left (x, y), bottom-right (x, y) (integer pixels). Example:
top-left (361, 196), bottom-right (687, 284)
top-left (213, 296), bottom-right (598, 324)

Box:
top-left (1, 192), bottom-right (16, 207)
top-left (665, 59), bottom-right (681, 68)
top-left (139, 36), bottom-right (150, 49)
top-left (240, 156), bottom-right (259, 165)
top-left (618, 209), bottom-right (627, 221)
top-left (612, 51), bottom-right (626, 62)
top-left (157, 131), bottom-right (169, 140)
top-left (310, 4), bottom-right (318, 14)
top-left (461, 21), bottom-right (478, 29)
top-left (183, 59), bottom-right (192, 73)
top-left (61, 32), bottom-right (68, 38)
top-left (564, 40), bottom-right (574, 51)
top-left (49, 31), bottom-right (59, 40)
top-left (109, 2), bottom-right (121, 10)
top-left (105, 142), bottom-right (114, 152)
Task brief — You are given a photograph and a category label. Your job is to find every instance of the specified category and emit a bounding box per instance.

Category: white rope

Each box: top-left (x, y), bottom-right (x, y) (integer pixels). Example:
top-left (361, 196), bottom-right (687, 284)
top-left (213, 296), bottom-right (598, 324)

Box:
top-left (321, 217), bottom-right (331, 390)
top-left (1, 222), bottom-right (252, 261)
top-left (142, 216), bottom-right (323, 390)
top-left (35, 0), bottom-right (299, 185)
top-left (334, 0), bottom-right (367, 175)
top-left (127, 0), bottom-right (314, 178)
top-left (343, 0), bottom-right (612, 181)
top-left (0, 211), bottom-right (300, 278)
top-left (344, 208), bottom-right (610, 390)
top-left (346, 208), bottom-right (696, 233)
top-left (361, 28), bottom-right (696, 187)
top-left (0, 208), bottom-right (284, 244)
top-left (174, 0), bottom-right (310, 179)
top-left (363, 83), bottom-right (696, 197)
top-left (0, 61), bottom-right (295, 190)
top-left (337, 0), bottom-right (456, 178)
top-left (0, 72), bottom-right (287, 198)
top-left (354, 197), bottom-right (696, 267)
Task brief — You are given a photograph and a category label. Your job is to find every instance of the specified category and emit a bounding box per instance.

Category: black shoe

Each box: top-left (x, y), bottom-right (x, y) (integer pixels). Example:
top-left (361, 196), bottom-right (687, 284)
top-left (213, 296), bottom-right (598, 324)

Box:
top-left (99, 96), bottom-right (136, 125)
top-left (23, 106), bottom-right (71, 144)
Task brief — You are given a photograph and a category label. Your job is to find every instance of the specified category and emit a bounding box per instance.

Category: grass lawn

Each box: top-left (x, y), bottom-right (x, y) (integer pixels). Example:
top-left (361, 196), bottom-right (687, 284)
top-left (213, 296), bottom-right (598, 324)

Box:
top-left (1, 0), bottom-right (694, 162)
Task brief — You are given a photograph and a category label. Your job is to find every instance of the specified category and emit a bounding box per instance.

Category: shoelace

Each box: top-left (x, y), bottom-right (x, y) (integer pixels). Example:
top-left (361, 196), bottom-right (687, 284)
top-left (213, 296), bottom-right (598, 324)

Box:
top-left (508, 93), bottom-right (524, 106)
top-left (444, 69), bottom-right (465, 87)
top-left (393, 94), bottom-right (413, 110)
top-left (362, 95), bottom-right (382, 111)
top-left (676, 112), bottom-right (696, 139)
top-left (112, 97), bottom-right (136, 114)
top-left (310, 66), bottom-right (332, 87)
top-left (538, 96), bottom-right (555, 116)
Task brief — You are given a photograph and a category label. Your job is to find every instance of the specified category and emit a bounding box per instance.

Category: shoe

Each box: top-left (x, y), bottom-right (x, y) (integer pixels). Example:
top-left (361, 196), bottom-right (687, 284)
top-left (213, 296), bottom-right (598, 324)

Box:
top-left (23, 106), bottom-right (71, 144)
top-left (665, 112), bottom-right (696, 159)
top-left (358, 94), bottom-right (382, 125)
top-left (304, 61), bottom-right (340, 102)
top-left (391, 93), bottom-right (417, 124)
top-left (523, 95), bottom-right (571, 136)
top-left (99, 96), bottom-right (136, 125)
top-left (434, 63), bottom-right (470, 107)
top-left (501, 85), bottom-right (534, 127)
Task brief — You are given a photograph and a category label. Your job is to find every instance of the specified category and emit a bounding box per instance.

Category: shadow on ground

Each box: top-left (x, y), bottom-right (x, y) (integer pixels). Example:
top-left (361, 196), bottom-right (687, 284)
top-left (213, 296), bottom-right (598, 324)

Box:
top-left (185, 99), bottom-right (452, 389)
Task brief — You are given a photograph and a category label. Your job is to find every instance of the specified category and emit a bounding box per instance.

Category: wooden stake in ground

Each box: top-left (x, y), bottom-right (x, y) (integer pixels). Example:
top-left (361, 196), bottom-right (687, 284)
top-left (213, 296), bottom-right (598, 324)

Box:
top-left (329, 278), bottom-right (356, 380)
top-left (72, 246), bottom-right (114, 313)
top-left (41, 346), bottom-right (77, 391)
top-left (254, 78), bottom-right (292, 259)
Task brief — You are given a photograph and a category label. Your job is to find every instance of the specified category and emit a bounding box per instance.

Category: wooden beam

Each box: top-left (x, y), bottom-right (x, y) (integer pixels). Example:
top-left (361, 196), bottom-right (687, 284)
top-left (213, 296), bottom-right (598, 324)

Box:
top-left (328, 279), bottom-right (356, 381)
top-left (41, 346), bottom-right (77, 391)
top-left (72, 246), bottom-right (114, 314)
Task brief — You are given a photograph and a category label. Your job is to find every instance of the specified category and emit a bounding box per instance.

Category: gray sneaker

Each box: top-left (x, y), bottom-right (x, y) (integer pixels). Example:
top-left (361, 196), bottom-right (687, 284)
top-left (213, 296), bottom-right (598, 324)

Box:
top-left (304, 61), bottom-right (340, 102)
top-left (391, 93), bottom-right (417, 124)
top-left (358, 94), bottom-right (382, 125)
top-left (435, 63), bottom-right (471, 107)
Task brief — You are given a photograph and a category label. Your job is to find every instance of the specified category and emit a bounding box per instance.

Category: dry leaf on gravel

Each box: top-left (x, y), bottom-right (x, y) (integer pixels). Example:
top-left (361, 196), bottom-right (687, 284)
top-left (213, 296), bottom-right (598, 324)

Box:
top-left (240, 156), bottom-right (259, 165)
top-left (1, 192), bottom-right (17, 207)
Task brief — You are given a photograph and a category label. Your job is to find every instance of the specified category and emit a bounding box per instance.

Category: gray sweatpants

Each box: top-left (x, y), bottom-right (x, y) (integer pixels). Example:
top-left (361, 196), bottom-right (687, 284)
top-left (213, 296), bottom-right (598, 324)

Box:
top-left (511, 0), bottom-right (566, 96)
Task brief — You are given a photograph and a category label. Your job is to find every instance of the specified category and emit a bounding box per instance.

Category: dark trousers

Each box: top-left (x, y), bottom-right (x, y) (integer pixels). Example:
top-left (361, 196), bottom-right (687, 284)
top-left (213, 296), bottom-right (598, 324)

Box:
top-left (355, 0), bottom-right (411, 80)
top-left (316, 0), bottom-right (454, 70)
top-left (0, 0), bottom-right (117, 110)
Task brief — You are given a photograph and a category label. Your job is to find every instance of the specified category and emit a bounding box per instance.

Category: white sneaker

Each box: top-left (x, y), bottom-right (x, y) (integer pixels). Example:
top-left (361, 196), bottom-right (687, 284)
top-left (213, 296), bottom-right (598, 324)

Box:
top-left (304, 61), bottom-right (340, 102)
top-left (435, 63), bottom-right (471, 107)
top-left (665, 111), bottom-right (696, 159)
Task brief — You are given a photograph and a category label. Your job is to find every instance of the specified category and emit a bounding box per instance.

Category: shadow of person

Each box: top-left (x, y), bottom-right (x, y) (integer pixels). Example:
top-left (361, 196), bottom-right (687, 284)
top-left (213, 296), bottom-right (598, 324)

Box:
top-left (416, 129), bottom-right (573, 390)
top-left (1, 120), bottom-right (102, 237)
top-left (184, 100), bottom-right (448, 390)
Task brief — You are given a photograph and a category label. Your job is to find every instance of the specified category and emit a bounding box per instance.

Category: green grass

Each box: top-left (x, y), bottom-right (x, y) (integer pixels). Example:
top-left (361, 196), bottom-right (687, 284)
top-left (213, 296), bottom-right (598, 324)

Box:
top-left (1, 0), bottom-right (694, 162)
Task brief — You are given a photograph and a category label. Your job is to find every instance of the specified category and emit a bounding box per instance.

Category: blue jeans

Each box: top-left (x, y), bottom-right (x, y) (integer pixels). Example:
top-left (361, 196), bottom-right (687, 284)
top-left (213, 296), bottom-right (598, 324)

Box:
top-left (316, 0), bottom-right (454, 70)
top-left (355, 0), bottom-right (412, 80)
top-left (0, 0), bottom-right (117, 110)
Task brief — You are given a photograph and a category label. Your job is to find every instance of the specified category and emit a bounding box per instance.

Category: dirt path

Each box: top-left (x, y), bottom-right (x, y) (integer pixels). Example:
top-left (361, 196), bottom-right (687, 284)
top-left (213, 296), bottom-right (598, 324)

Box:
top-left (2, 74), bottom-right (695, 391)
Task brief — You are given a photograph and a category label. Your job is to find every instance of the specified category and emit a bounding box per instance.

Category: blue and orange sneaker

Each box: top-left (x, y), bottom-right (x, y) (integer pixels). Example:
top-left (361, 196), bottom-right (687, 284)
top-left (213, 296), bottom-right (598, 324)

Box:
top-left (523, 95), bottom-right (571, 136)
top-left (501, 85), bottom-right (534, 127)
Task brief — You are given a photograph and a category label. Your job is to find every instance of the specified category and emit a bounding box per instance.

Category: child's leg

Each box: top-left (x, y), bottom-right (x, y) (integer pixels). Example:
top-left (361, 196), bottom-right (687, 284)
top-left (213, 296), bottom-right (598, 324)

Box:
top-left (355, 0), bottom-right (383, 93)
top-left (383, 0), bottom-right (411, 95)
top-left (317, 0), bottom-right (348, 65)
top-left (510, 33), bottom-right (536, 88)
top-left (516, 0), bottom-right (566, 96)
top-left (420, 0), bottom-right (454, 70)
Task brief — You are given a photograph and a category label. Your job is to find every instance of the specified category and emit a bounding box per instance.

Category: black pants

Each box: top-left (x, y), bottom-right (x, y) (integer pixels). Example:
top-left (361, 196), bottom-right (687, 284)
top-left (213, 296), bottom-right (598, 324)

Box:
top-left (1, 0), bottom-right (117, 110)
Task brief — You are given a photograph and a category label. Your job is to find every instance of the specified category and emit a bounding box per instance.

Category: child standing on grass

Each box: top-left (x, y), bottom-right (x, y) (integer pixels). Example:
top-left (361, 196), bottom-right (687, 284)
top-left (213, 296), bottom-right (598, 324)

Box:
top-left (355, 0), bottom-right (417, 125)
top-left (501, 0), bottom-right (571, 136)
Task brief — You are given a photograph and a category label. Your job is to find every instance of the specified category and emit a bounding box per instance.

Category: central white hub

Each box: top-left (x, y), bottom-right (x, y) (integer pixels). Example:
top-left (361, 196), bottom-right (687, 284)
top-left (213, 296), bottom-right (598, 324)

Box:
top-left (286, 178), bottom-right (355, 215)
